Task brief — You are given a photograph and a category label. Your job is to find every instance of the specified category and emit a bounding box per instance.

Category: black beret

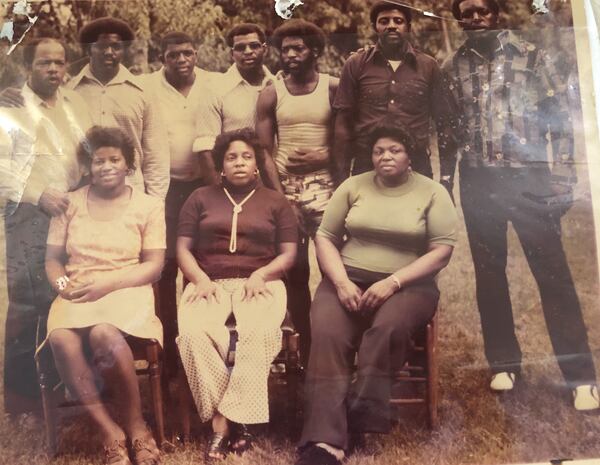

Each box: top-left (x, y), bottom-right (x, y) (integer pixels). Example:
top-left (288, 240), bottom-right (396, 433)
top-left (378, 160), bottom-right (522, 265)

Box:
top-left (79, 17), bottom-right (135, 44)
top-left (369, 1), bottom-right (413, 26)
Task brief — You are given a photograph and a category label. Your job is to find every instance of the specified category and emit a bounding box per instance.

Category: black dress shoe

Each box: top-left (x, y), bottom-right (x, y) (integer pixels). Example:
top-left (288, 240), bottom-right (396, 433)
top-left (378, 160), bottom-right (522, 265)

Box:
top-left (295, 445), bottom-right (341, 465)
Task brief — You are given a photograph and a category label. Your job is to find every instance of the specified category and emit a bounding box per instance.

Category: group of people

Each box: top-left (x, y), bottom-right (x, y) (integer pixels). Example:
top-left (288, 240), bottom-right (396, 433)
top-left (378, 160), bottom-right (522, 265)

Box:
top-left (1, 1), bottom-right (598, 465)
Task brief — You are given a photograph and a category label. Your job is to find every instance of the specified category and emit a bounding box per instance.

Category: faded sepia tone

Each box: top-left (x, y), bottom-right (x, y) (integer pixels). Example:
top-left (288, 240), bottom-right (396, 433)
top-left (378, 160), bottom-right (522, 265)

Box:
top-left (1, 1), bottom-right (600, 464)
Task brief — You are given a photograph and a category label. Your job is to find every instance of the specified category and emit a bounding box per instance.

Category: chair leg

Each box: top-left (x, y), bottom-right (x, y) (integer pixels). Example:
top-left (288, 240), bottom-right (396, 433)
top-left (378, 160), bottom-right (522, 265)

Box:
top-left (147, 343), bottom-right (166, 448)
top-left (426, 321), bottom-right (439, 429)
top-left (38, 363), bottom-right (58, 456)
top-left (177, 363), bottom-right (193, 444)
top-left (286, 334), bottom-right (300, 437)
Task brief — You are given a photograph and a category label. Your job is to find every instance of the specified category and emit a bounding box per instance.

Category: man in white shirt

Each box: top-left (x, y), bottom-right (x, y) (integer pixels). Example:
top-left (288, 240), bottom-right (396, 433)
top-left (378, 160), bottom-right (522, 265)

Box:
top-left (0, 37), bottom-right (92, 416)
top-left (140, 31), bottom-right (216, 379)
top-left (69, 17), bottom-right (169, 199)
top-left (193, 23), bottom-right (279, 188)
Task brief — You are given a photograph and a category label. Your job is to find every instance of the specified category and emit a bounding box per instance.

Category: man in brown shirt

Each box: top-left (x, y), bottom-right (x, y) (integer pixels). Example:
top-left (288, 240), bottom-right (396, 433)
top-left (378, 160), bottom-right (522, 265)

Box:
top-left (333, 1), bottom-right (456, 192)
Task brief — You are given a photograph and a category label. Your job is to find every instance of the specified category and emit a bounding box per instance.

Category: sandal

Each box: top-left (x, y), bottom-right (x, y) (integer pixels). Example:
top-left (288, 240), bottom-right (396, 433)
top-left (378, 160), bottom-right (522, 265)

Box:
top-left (230, 423), bottom-right (254, 454)
top-left (103, 439), bottom-right (132, 465)
top-left (131, 432), bottom-right (161, 465)
top-left (205, 432), bottom-right (229, 462)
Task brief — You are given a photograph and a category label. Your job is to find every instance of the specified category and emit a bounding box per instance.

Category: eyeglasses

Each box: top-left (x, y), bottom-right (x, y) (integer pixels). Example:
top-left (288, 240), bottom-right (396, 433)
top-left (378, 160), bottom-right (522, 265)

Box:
top-left (165, 50), bottom-right (195, 60)
top-left (231, 42), bottom-right (264, 53)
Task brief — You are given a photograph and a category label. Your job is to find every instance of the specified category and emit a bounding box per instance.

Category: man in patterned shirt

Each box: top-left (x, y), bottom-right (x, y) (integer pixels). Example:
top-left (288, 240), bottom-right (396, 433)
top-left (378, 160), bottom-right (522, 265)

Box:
top-left (69, 17), bottom-right (169, 199)
top-left (445, 0), bottom-right (598, 410)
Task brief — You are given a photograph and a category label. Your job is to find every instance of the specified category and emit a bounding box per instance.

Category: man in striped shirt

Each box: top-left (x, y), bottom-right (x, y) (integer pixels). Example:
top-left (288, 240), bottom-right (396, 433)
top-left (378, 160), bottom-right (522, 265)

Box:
top-left (445, 0), bottom-right (598, 410)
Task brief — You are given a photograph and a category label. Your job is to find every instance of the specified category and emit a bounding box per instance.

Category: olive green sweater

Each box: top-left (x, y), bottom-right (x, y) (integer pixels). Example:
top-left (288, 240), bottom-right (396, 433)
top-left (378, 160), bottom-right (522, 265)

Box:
top-left (317, 171), bottom-right (457, 273)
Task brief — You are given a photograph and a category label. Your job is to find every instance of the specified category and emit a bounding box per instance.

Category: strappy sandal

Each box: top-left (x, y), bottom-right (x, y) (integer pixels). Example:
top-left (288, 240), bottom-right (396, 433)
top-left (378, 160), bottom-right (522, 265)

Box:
top-left (131, 432), bottom-right (161, 465)
top-left (230, 423), bottom-right (254, 454)
top-left (205, 432), bottom-right (229, 462)
top-left (103, 439), bottom-right (132, 465)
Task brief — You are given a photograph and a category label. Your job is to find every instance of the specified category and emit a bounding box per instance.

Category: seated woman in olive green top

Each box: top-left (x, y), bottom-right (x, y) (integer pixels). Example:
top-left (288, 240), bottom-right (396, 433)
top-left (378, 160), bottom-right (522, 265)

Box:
top-left (296, 125), bottom-right (458, 465)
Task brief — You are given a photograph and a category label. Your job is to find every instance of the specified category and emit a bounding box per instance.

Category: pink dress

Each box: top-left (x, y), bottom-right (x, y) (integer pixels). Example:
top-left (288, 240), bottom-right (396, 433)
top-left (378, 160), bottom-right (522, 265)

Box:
top-left (39, 185), bottom-right (165, 349)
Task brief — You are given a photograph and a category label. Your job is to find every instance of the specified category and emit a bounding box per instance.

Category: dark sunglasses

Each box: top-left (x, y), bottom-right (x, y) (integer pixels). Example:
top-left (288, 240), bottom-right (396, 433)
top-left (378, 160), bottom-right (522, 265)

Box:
top-left (232, 42), bottom-right (264, 52)
top-left (461, 7), bottom-right (492, 19)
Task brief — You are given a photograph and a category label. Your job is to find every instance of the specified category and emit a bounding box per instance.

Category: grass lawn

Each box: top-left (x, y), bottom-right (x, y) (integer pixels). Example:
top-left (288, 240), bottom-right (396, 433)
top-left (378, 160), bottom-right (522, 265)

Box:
top-left (1, 166), bottom-right (600, 465)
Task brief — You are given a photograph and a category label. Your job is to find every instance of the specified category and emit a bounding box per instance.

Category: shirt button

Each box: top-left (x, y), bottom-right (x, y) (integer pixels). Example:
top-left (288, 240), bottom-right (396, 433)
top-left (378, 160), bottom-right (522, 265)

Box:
top-left (390, 99), bottom-right (395, 104)
top-left (391, 80), bottom-right (396, 84)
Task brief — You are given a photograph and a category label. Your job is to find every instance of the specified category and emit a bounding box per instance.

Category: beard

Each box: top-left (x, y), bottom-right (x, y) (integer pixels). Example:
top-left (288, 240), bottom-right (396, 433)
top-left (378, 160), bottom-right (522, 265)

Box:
top-left (281, 56), bottom-right (314, 75)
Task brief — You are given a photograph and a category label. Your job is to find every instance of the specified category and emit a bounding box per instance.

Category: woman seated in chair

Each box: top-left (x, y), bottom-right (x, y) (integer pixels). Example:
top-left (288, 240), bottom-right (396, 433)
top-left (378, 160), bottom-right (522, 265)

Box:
top-left (41, 126), bottom-right (165, 465)
top-left (295, 125), bottom-right (458, 465)
top-left (176, 128), bottom-right (297, 461)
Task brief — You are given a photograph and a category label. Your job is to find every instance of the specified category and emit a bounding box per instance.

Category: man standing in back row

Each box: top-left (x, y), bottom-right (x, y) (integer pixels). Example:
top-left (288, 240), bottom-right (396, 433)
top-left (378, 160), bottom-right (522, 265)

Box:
top-left (1, 37), bottom-right (91, 416)
top-left (256, 19), bottom-right (339, 367)
top-left (70, 17), bottom-right (169, 199)
top-left (333, 1), bottom-right (456, 192)
top-left (140, 31), bottom-right (216, 380)
top-left (445, 0), bottom-right (598, 410)
top-left (194, 23), bottom-right (277, 186)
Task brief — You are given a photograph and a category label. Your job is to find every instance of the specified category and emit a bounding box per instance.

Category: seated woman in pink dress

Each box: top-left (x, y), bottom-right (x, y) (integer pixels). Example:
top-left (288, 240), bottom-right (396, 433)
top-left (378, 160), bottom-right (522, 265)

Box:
top-left (41, 126), bottom-right (165, 465)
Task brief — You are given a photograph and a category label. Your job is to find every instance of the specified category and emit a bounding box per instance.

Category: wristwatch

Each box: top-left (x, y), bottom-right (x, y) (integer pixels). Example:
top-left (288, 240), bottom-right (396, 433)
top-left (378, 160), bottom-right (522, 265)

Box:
top-left (56, 275), bottom-right (70, 291)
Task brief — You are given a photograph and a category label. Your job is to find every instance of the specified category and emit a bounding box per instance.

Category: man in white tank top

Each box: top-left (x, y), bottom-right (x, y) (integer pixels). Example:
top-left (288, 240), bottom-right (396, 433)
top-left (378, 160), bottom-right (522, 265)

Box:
top-left (256, 19), bottom-right (339, 367)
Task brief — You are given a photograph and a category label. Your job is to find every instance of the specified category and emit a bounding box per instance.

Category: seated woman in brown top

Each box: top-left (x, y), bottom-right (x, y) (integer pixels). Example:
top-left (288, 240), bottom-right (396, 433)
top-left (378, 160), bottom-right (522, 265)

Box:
top-left (176, 128), bottom-right (298, 461)
top-left (41, 126), bottom-right (165, 465)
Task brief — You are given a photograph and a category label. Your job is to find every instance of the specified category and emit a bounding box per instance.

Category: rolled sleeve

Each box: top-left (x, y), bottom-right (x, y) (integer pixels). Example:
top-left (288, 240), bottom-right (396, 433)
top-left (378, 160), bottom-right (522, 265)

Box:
top-left (193, 92), bottom-right (223, 153)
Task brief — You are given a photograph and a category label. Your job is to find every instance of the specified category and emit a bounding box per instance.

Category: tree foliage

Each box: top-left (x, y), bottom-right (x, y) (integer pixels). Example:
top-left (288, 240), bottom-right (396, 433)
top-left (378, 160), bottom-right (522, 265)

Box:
top-left (0, 0), bottom-right (577, 83)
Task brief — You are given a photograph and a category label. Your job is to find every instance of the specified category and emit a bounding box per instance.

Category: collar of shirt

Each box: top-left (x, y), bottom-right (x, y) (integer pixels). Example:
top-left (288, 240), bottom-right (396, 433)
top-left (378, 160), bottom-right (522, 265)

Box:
top-left (458, 30), bottom-right (528, 60)
top-left (220, 63), bottom-right (274, 94)
top-left (70, 63), bottom-right (144, 91)
top-left (366, 41), bottom-right (418, 67)
top-left (21, 82), bottom-right (68, 109)
top-left (158, 66), bottom-right (216, 94)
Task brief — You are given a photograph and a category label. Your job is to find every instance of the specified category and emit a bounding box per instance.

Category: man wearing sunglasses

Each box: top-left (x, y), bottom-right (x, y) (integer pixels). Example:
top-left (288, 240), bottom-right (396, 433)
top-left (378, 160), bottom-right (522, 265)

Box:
top-left (193, 23), bottom-right (278, 188)
top-left (444, 0), bottom-right (599, 410)
top-left (140, 31), bottom-right (217, 382)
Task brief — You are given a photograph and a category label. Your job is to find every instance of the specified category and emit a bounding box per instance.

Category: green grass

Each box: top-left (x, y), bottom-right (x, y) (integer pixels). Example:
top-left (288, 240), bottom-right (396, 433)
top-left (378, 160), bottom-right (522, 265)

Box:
top-left (1, 168), bottom-right (600, 465)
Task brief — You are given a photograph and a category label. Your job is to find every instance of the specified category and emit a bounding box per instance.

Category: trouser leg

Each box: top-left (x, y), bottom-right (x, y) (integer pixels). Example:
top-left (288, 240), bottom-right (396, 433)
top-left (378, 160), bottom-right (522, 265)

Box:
top-left (158, 178), bottom-right (204, 379)
top-left (348, 283), bottom-right (438, 433)
top-left (176, 282), bottom-right (231, 422)
top-left (286, 236), bottom-right (312, 367)
top-left (219, 280), bottom-right (287, 424)
top-left (512, 209), bottom-right (597, 386)
top-left (460, 169), bottom-right (522, 374)
top-left (156, 259), bottom-right (179, 378)
top-left (299, 278), bottom-right (363, 451)
top-left (4, 203), bottom-right (55, 415)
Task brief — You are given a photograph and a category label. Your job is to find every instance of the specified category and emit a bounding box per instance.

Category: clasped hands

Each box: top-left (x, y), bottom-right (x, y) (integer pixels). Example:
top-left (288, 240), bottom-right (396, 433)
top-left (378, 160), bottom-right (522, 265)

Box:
top-left (184, 271), bottom-right (272, 305)
top-left (286, 146), bottom-right (329, 174)
top-left (335, 276), bottom-right (399, 313)
top-left (59, 277), bottom-right (114, 303)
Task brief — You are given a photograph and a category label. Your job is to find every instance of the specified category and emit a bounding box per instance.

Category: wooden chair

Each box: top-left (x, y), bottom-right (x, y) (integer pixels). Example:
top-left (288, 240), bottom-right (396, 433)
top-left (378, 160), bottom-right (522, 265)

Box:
top-left (177, 312), bottom-right (301, 442)
top-left (389, 312), bottom-right (439, 429)
top-left (34, 318), bottom-right (166, 456)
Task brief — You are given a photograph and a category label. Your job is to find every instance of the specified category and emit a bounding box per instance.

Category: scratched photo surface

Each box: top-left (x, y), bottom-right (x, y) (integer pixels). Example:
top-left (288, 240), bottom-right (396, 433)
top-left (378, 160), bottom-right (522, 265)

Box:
top-left (0, 1), bottom-right (599, 464)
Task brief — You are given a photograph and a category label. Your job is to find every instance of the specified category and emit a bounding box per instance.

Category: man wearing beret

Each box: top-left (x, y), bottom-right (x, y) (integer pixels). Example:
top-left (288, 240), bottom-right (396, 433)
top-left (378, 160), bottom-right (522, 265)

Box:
top-left (69, 17), bottom-right (169, 199)
top-left (445, 0), bottom-right (598, 410)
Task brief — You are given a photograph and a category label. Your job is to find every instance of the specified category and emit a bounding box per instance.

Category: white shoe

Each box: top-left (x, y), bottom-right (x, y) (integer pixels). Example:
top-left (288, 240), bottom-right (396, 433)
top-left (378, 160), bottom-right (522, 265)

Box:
top-left (490, 372), bottom-right (516, 391)
top-left (573, 385), bottom-right (600, 411)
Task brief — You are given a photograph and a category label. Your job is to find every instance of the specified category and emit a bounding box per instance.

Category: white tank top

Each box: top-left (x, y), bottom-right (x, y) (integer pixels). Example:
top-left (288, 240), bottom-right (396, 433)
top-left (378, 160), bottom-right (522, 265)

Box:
top-left (274, 73), bottom-right (332, 176)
